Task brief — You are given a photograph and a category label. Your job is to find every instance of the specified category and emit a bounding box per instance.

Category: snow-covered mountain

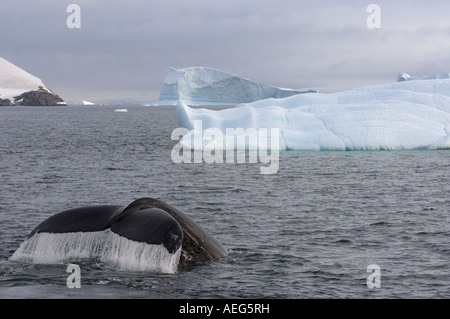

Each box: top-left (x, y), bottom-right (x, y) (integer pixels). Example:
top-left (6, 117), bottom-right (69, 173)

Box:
top-left (149, 67), bottom-right (315, 106)
top-left (0, 57), bottom-right (64, 106)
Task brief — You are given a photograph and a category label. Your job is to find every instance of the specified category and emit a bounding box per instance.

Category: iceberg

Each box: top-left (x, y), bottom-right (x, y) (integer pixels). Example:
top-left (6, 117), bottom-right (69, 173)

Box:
top-left (398, 72), bottom-right (450, 82)
top-left (150, 66), bottom-right (315, 106)
top-left (176, 78), bottom-right (450, 151)
top-left (0, 56), bottom-right (64, 106)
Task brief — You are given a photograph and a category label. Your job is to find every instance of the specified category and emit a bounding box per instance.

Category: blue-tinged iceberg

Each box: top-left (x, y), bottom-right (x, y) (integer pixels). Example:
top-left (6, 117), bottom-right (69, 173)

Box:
top-left (149, 67), bottom-right (315, 106)
top-left (176, 78), bottom-right (450, 151)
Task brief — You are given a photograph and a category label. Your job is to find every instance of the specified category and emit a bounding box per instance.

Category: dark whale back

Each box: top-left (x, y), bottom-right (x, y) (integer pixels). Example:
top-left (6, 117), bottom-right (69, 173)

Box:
top-left (122, 198), bottom-right (228, 262)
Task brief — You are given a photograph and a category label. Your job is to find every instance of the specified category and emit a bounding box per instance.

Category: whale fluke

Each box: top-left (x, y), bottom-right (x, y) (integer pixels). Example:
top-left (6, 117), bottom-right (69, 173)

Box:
top-left (19, 197), bottom-right (227, 268)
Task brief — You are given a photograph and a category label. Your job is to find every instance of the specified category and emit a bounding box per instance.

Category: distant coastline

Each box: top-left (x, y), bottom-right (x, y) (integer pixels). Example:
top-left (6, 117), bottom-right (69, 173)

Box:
top-left (0, 88), bottom-right (65, 106)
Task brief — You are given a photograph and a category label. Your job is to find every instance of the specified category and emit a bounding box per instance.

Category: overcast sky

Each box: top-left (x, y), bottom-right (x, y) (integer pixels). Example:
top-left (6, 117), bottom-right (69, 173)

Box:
top-left (2, 0), bottom-right (450, 103)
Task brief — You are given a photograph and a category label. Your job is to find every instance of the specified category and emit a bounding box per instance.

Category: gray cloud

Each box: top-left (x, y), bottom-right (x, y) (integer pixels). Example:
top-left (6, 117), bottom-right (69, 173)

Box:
top-left (1, 0), bottom-right (450, 102)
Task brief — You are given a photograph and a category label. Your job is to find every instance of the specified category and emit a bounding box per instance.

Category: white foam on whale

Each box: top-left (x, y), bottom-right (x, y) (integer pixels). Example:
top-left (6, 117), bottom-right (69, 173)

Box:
top-left (9, 229), bottom-right (181, 274)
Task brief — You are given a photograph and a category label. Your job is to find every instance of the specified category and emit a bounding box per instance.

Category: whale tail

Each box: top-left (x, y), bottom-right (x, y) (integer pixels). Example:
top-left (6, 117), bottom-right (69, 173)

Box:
top-left (11, 197), bottom-right (227, 272)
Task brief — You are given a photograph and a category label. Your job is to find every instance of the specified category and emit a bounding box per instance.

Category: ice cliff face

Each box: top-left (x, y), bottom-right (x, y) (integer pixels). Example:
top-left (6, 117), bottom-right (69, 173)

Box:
top-left (151, 67), bottom-right (315, 105)
top-left (176, 78), bottom-right (450, 151)
top-left (0, 57), bottom-right (64, 106)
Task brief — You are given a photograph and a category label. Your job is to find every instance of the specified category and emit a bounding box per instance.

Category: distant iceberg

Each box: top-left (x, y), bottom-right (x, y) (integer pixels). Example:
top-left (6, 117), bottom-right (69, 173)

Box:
top-left (398, 72), bottom-right (450, 82)
top-left (65, 100), bottom-right (97, 106)
top-left (82, 100), bottom-right (95, 106)
top-left (149, 66), bottom-right (315, 106)
top-left (176, 78), bottom-right (450, 151)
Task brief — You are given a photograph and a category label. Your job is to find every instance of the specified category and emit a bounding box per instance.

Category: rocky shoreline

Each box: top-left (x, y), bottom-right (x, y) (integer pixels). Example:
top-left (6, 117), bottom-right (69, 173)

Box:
top-left (0, 87), bottom-right (64, 106)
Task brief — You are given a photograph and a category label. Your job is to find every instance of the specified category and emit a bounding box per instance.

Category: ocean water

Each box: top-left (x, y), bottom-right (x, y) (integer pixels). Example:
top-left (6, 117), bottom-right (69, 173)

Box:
top-left (0, 105), bottom-right (449, 299)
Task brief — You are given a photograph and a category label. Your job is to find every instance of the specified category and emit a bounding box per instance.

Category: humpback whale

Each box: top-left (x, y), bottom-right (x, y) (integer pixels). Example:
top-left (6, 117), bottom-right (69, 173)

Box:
top-left (12, 198), bottom-right (228, 271)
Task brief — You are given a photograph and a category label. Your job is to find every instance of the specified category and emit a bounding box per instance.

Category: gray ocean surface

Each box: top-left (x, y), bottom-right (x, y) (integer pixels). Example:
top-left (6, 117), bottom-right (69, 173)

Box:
top-left (0, 105), bottom-right (449, 299)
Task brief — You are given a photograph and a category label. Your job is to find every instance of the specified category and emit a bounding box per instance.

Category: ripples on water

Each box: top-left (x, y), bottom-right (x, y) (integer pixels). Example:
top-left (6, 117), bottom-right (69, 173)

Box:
top-left (0, 106), bottom-right (449, 298)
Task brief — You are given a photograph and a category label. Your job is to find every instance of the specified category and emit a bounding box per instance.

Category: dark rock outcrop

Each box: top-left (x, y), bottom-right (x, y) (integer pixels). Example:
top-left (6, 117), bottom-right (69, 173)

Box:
top-left (13, 87), bottom-right (65, 106)
top-left (0, 98), bottom-right (11, 106)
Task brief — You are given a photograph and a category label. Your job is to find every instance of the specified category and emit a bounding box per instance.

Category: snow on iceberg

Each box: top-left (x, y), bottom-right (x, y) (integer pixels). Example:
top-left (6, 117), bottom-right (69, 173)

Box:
top-left (398, 72), bottom-right (450, 82)
top-left (176, 78), bottom-right (450, 151)
top-left (150, 66), bottom-right (315, 106)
